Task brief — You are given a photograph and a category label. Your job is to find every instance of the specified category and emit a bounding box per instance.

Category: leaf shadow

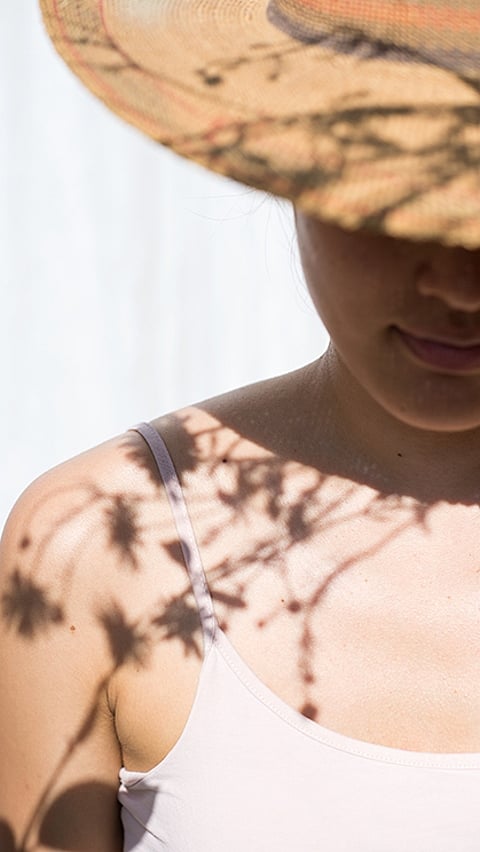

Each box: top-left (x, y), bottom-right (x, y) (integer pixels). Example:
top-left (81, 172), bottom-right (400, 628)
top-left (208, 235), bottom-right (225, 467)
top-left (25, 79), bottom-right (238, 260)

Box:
top-left (1, 408), bottom-right (462, 847)
top-left (1, 568), bottom-right (64, 637)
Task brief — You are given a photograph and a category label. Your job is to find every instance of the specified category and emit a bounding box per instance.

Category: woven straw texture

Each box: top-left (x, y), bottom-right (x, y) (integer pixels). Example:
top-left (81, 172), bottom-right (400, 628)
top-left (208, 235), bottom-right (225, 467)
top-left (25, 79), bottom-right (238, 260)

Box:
top-left (39, 0), bottom-right (480, 247)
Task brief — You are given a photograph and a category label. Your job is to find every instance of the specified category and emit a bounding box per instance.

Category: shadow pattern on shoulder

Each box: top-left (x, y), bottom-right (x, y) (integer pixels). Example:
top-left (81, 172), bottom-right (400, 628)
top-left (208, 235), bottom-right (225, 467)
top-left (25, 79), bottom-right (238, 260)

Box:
top-left (0, 412), bottom-right (440, 848)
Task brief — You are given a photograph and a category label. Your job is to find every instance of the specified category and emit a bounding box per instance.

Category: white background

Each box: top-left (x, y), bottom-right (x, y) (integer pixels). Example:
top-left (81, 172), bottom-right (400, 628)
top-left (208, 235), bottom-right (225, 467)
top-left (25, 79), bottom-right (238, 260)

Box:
top-left (0, 2), bottom-right (328, 527)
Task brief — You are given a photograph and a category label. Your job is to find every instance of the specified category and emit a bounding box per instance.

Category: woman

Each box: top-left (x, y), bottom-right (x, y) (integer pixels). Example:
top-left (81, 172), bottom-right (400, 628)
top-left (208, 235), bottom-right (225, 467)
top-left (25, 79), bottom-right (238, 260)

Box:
top-left (2, 1), bottom-right (480, 850)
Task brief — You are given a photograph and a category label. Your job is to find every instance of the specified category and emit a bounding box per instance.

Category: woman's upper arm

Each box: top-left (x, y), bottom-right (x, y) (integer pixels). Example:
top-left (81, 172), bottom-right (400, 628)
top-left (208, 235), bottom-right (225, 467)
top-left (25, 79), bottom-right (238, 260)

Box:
top-left (0, 465), bottom-right (125, 852)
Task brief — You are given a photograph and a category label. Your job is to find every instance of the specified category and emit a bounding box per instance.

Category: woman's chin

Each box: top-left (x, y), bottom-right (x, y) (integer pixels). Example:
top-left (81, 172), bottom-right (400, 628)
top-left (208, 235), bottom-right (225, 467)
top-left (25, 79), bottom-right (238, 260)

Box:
top-left (381, 395), bottom-right (480, 435)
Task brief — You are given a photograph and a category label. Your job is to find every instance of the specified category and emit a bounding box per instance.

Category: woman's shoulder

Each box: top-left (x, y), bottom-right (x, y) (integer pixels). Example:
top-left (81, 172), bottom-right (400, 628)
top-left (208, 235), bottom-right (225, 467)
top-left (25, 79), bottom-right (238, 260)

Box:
top-left (0, 428), bottom-right (162, 849)
top-left (0, 412), bottom-right (212, 660)
top-left (1, 426), bottom-right (160, 580)
top-left (0, 368), bottom-right (305, 621)
top-left (150, 366), bottom-right (314, 472)
top-left (0, 385), bottom-right (266, 615)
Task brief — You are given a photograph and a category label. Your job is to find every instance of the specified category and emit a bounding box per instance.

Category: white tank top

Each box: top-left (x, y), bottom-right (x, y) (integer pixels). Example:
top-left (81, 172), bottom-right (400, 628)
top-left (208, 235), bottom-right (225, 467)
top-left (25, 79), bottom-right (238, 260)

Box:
top-left (119, 422), bottom-right (480, 851)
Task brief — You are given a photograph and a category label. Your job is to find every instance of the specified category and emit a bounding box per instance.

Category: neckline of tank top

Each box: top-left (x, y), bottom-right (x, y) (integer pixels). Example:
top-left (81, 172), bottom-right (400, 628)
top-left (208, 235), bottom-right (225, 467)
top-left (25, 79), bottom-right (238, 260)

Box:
top-left (125, 423), bottom-right (480, 772)
top-left (120, 626), bottom-right (480, 785)
top-left (215, 628), bottom-right (480, 769)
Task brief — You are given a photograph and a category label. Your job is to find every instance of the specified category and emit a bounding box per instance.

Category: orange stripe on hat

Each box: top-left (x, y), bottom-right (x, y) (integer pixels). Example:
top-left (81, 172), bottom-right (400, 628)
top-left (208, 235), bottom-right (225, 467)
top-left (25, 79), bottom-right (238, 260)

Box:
top-left (288, 0), bottom-right (480, 32)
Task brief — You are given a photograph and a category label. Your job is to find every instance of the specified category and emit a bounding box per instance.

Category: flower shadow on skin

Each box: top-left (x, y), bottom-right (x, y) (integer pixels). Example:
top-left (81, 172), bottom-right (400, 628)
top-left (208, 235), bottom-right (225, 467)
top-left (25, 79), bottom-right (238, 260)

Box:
top-left (1, 411), bottom-right (447, 848)
top-left (1, 568), bottom-right (64, 638)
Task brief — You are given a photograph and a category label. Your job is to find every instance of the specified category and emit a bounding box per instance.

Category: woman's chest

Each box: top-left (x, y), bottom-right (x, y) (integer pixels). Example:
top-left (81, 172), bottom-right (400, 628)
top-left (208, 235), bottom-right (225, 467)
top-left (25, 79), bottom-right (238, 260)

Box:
top-left (117, 526), bottom-right (480, 778)
top-left (119, 656), bottom-right (480, 852)
top-left (201, 497), bottom-right (480, 752)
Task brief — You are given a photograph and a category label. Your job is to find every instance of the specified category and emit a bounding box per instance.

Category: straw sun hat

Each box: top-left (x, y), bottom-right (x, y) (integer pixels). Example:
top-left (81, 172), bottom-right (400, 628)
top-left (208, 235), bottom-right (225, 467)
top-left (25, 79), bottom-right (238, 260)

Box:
top-left (40, 1), bottom-right (480, 248)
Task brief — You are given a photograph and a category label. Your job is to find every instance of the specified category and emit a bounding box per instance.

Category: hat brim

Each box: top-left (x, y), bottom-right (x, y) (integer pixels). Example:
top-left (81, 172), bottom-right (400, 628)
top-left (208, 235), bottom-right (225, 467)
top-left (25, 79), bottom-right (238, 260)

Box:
top-left (39, 0), bottom-right (480, 248)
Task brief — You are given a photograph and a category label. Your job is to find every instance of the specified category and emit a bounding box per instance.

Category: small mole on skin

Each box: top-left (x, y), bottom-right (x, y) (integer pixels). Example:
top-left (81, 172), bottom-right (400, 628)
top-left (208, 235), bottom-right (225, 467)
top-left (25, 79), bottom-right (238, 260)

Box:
top-left (222, 458), bottom-right (228, 464)
top-left (397, 452), bottom-right (403, 457)
top-left (70, 625), bottom-right (76, 633)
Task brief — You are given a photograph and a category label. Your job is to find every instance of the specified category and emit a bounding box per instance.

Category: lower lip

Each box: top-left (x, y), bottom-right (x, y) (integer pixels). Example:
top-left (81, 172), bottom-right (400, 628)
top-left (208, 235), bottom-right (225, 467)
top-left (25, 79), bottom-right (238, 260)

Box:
top-left (395, 329), bottom-right (480, 372)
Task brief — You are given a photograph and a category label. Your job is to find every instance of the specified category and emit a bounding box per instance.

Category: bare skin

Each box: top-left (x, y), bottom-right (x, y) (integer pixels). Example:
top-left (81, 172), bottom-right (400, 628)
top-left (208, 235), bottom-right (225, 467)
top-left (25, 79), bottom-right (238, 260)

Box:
top-left (2, 215), bottom-right (480, 849)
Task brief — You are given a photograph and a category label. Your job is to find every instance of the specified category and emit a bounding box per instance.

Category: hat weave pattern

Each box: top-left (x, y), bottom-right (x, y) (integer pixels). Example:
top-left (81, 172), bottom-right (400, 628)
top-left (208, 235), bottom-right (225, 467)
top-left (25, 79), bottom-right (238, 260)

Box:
top-left (270, 0), bottom-right (480, 71)
top-left (40, 0), bottom-right (480, 247)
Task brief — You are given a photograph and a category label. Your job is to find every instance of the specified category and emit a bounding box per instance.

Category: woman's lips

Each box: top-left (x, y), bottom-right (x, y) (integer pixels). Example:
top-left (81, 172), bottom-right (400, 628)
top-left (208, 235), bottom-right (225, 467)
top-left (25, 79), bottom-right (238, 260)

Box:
top-left (395, 328), bottom-right (480, 371)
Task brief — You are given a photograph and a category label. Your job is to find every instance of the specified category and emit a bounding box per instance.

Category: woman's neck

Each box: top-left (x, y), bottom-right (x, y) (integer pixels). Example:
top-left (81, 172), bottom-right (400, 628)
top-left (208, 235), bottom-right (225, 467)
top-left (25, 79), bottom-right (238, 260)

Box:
top-left (299, 353), bottom-right (480, 506)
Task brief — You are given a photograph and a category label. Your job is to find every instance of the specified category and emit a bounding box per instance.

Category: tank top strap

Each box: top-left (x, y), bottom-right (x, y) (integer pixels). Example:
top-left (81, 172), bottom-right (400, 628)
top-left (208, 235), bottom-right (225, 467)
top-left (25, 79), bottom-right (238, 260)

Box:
top-left (129, 421), bottom-right (216, 652)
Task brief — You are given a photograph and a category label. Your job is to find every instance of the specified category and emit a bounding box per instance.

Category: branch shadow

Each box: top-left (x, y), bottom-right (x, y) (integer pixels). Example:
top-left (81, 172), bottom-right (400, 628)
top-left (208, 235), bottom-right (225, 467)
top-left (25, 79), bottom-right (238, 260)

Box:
top-left (43, 2), bottom-right (480, 244)
top-left (0, 406), bottom-right (466, 846)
